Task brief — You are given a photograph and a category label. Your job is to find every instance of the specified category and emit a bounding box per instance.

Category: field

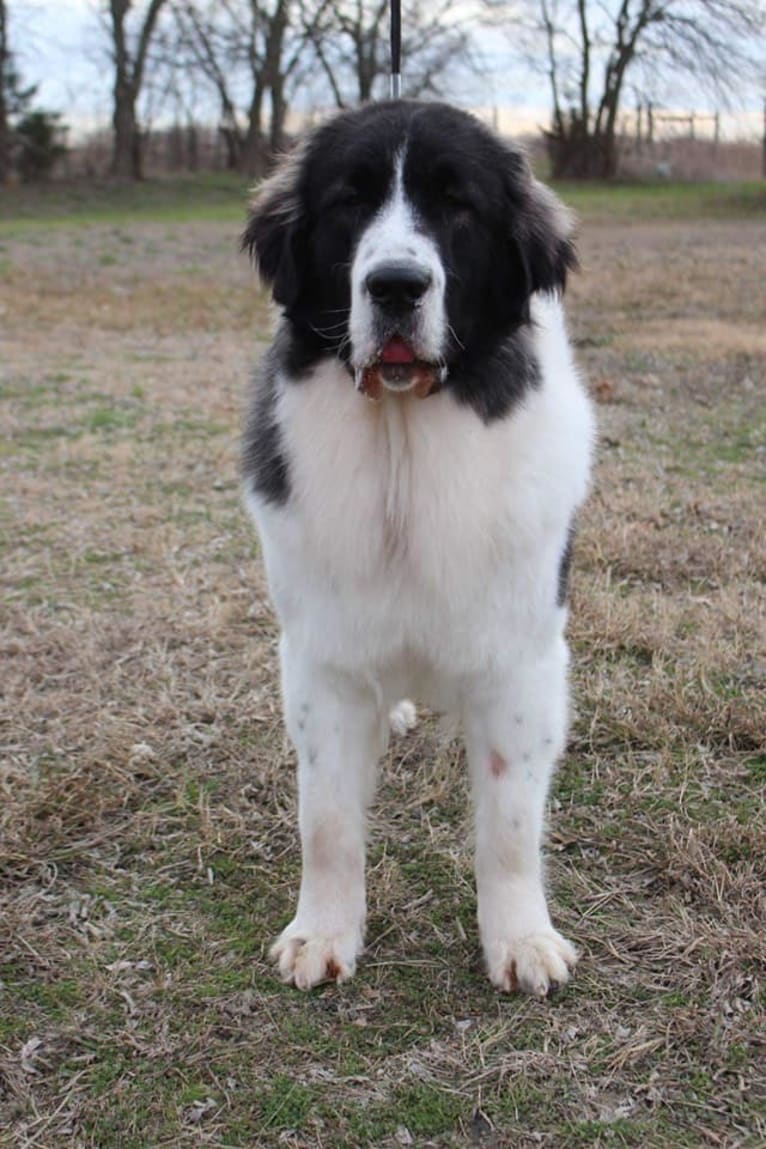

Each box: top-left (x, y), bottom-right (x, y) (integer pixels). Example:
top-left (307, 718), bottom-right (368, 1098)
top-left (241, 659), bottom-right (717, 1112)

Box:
top-left (1, 177), bottom-right (765, 1148)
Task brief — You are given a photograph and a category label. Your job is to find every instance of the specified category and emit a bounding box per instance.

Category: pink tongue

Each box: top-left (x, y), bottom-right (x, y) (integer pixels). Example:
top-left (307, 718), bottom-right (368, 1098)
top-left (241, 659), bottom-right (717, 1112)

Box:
top-left (380, 338), bottom-right (416, 364)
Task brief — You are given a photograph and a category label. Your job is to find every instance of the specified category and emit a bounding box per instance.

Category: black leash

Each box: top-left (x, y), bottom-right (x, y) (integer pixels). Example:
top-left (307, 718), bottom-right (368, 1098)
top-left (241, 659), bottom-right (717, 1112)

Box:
top-left (390, 0), bottom-right (401, 98)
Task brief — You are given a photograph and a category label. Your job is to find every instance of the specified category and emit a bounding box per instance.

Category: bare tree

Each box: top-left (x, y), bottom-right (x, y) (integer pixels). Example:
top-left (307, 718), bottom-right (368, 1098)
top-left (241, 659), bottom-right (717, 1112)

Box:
top-left (170, 2), bottom-right (242, 167)
top-left (305, 0), bottom-right (475, 106)
top-left (104, 0), bottom-right (170, 179)
top-left (490, 0), bottom-right (765, 179)
top-left (237, 0), bottom-right (299, 171)
top-left (165, 0), bottom-right (476, 175)
top-left (172, 0), bottom-right (329, 176)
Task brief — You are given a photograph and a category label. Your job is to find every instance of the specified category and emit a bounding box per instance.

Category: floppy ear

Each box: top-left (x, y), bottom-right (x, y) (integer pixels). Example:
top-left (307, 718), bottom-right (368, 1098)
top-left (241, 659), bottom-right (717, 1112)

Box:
top-left (241, 139), bottom-right (309, 308)
top-left (503, 149), bottom-right (578, 304)
top-left (516, 178), bottom-right (578, 296)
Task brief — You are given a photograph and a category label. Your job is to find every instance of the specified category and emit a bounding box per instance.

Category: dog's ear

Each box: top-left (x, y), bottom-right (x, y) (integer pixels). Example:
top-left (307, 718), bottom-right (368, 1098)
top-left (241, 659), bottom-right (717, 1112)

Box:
top-left (518, 178), bottom-right (578, 295)
top-left (503, 150), bottom-right (578, 302)
top-left (242, 139), bottom-right (309, 309)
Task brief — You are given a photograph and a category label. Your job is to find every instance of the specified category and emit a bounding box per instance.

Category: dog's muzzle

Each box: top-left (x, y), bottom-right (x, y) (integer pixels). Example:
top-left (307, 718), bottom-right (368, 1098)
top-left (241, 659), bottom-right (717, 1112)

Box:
top-left (356, 261), bottom-right (444, 401)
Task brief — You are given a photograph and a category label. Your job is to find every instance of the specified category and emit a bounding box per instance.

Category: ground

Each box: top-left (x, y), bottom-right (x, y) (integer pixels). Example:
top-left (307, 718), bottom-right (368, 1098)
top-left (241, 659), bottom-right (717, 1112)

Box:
top-left (0, 179), bottom-right (764, 1148)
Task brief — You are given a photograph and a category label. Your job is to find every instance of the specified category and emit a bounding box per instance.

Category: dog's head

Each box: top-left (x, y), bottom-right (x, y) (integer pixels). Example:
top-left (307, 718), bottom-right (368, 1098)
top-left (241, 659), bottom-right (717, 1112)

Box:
top-left (243, 101), bottom-right (576, 401)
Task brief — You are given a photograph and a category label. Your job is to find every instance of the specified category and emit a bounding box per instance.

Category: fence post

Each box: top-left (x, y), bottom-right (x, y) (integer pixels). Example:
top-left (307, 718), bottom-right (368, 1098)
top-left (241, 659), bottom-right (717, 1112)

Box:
top-left (713, 111), bottom-right (719, 165)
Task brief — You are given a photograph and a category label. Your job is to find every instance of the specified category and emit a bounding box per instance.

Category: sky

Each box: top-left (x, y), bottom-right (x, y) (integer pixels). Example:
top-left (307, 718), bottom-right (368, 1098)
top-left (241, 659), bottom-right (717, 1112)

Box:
top-left (10, 0), bottom-right (766, 142)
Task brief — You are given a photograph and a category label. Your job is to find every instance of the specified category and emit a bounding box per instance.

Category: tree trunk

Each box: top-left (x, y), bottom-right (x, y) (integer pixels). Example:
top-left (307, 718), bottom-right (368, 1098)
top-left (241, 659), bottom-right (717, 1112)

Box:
top-left (596, 127), bottom-right (619, 180)
top-left (112, 80), bottom-right (141, 179)
top-left (186, 122), bottom-right (198, 171)
top-left (240, 82), bottom-right (267, 178)
top-left (576, 0), bottom-right (590, 133)
top-left (108, 0), bottom-right (167, 180)
top-left (219, 125), bottom-right (240, 171)
top-left (269, 80), bottom-right (287, 156)
top-left (263, 0), bottom-right (289, 157)
top-left (546, 121), bottom-right (617, 180)
top-left (357, 38), bottom-right (376, 102)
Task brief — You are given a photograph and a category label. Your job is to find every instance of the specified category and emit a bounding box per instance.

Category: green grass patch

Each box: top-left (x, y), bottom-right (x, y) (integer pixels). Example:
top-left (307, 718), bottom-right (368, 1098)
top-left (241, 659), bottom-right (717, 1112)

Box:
top-left (561, 1117), bottom-right (651, 1146)
top-left (9, 977), bottom-right (85, 1020)
top-left (256, 1074), bottom-right (318, 1132)
top-left (86, 404), bottom-right (142, 432)
top-left (745, 755), bottom-right (766, 784)
top-left (0, 172), bottom-right (250, 232)
top-left (556, 179), bottom-right (766, 221)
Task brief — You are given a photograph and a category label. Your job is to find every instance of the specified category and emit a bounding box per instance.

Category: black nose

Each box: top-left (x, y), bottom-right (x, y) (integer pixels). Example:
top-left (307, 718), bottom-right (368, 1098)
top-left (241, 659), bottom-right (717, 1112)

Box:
top-left (365, 263), bottom-right (432, 310)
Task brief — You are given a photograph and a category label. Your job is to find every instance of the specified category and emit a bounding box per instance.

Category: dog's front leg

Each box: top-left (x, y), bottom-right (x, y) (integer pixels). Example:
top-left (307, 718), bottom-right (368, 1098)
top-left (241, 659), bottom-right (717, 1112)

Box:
top-left (464, 638), bottom-right (578, 996)
top-left (270, 647), bottom-right (384, 989)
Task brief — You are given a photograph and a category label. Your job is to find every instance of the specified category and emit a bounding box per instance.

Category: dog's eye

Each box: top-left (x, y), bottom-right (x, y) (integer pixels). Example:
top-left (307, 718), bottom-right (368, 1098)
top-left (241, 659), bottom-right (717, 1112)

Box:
top-left (325, 185), bottom-right (364, 211)
top-left (325, 163), bottom-right (380, 211)
top-left (443, 186), bottom-right (474, 214)
top-left (342, 186), bottom-right (365, 205)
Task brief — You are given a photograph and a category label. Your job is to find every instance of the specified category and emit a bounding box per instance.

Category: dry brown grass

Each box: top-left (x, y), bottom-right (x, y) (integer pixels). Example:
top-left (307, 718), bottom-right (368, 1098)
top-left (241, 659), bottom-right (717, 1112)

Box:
top-left (1, 200), bottom-right (764, 1148)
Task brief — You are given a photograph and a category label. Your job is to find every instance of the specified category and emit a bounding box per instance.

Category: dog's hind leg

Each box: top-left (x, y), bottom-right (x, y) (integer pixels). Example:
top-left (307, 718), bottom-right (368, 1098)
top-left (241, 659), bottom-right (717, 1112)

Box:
top-left (269, 641), bottom-right (386, 990)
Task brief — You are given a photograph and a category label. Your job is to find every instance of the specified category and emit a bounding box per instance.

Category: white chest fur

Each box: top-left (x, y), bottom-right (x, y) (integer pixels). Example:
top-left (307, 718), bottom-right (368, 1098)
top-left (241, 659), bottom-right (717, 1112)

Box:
top-left (246, 297), bottom-right (594, 688)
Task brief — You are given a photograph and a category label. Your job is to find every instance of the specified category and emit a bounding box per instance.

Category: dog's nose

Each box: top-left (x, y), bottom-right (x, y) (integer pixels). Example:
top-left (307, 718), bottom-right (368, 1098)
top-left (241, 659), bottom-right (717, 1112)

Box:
top-left (365, 263), bottom-right (432, 310)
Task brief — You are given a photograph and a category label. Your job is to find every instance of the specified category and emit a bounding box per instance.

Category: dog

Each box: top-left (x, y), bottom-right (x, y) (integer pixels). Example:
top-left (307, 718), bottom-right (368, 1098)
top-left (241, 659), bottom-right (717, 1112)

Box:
top-left (241, 100), bottom-right (594, 995)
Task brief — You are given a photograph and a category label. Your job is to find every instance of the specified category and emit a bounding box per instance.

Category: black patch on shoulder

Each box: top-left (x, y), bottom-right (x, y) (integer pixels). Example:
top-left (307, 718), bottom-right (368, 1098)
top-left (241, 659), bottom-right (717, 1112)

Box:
top-left (448, 331), bottom-right (540, 423)
top-left (242, 335), bottom-right (291, 506)
top-left (557, 525), bottom-right (576, 607)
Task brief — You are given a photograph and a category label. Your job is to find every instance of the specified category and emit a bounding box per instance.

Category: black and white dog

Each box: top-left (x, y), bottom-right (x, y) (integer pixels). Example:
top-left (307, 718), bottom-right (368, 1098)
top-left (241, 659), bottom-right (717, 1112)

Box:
top-left (242, 101), bottom-right (594, 995)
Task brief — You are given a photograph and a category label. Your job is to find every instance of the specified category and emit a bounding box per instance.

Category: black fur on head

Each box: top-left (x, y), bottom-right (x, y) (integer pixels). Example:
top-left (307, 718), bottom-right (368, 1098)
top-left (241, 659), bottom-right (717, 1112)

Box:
top-left (243, 101), bottom-right (578, 418)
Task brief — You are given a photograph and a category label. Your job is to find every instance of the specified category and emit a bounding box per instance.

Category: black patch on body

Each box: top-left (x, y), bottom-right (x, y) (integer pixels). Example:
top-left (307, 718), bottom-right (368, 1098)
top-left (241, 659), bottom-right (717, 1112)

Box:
top-left (242, 334), bottom-right (290, 506)
top-left (557, 525), bottom-right (576, 607)
top-left (243, 100), bottom-right (576, 425)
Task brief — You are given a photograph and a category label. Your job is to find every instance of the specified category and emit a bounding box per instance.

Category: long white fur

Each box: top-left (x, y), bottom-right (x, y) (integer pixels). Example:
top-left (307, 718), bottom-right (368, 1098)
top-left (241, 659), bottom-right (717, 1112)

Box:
top-left (245, 180), bottom-right (595, 995)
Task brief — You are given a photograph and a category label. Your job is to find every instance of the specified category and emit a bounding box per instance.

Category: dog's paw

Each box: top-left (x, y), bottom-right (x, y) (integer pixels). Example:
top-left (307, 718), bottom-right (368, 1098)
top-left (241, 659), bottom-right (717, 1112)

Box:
top-left (270, 922), bottom-right (362, 990)
top-left (484, 929), bottom-right (577, 996)
top-left (389, 699), bottom-right (417, 736)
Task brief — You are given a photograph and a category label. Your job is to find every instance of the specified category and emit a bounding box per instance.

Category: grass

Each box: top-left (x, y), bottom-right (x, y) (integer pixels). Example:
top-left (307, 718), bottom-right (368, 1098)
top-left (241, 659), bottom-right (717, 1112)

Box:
top-left (0, 172), bottom-right (249, 230)
top-left (559, 179), bottom-right (766, 221)
top-left (1, 178), bottom-right (764, 1147)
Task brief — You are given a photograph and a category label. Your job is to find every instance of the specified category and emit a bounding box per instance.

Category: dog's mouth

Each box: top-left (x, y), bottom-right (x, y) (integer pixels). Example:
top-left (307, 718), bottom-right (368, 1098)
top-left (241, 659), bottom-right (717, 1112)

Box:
top-left (355, 337), bottom-right (445, 401)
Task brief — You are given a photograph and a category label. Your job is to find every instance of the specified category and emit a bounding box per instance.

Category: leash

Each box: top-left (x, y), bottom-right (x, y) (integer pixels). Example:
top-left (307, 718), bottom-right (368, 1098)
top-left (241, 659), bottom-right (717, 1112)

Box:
top-left (390, 0), bottom-right (401, 98)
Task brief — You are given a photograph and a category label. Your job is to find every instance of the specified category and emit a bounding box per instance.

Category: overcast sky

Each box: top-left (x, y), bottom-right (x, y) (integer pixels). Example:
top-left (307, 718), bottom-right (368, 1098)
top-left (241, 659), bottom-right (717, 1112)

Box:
top-left (11, 0), bottom-right (765, 140)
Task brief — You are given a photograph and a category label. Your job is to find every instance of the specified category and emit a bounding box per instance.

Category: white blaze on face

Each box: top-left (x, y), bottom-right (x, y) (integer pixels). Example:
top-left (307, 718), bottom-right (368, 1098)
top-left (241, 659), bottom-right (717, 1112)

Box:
top-left (349, 151), bottom-right (447, 371)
